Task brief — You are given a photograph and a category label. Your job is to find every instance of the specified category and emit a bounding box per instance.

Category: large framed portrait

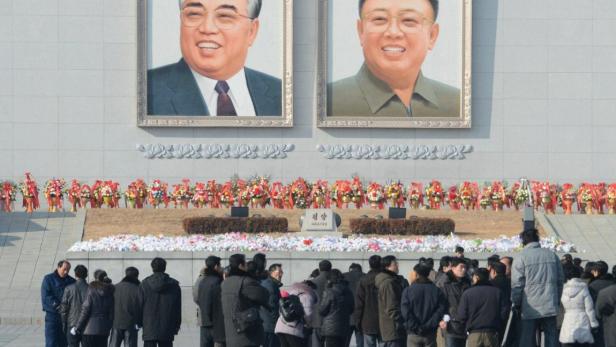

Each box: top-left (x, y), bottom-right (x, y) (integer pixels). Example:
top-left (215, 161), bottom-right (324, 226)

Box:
top-left (316, 0), bottom-right (472, 128)
top-left (137, 0), bottom-right (293, 127)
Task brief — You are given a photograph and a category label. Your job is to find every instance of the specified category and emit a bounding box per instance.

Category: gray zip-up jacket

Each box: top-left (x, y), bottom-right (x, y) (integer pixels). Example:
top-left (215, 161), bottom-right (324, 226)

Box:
top-left (511, 242), bottom-right (564, 320)
top-left (59, 278), bottom-right (89, 330)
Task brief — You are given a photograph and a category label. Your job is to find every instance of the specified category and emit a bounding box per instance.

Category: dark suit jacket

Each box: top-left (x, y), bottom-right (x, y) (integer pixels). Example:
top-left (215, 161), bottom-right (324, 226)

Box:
top-left (147, 59), bottom-right (281, 116)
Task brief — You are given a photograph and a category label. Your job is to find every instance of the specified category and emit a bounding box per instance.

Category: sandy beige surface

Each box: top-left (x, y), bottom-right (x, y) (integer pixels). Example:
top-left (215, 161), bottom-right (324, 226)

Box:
top-left (82, 208), bottom-right (543, 241)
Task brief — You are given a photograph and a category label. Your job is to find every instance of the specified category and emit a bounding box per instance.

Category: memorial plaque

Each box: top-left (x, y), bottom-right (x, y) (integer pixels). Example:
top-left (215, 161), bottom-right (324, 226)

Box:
top-left (301, 209), bottom-right (337, 233)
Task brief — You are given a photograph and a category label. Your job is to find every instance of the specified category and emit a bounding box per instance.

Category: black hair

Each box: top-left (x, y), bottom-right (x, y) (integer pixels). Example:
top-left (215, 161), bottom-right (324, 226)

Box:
top-left (455, 246), bottom-right (465, 254)
top-left (246, 261), bottom-right (258, 277)
top-left (327, 269), bottom-right (344, 286)
top-left (368, 255), bottom-right (382, 270)
top-left (382, 255), bottom-right (397, 269)
top-left (520, 228), bottom-right (540, 246)
top-left (349, 263), bottom-right (363, 272)
top-left (594, 261), bottom-right (609, 277)
top-left (57, 260), bottom-right (70, 268)
top-left (358, 0), bottom-right (439, 21)
top-left (450, 257), bottom-right (466, 268)
top-left (319, 260), bottom-right (333, 272)
top-left (562, 254), bottom-right (573, 263)
top-left (473, 268), bottom-right (490, 285)
top-left (414, 262), bottom-right (431, 278)
top-left (439, 256), bottom-right (452, 271)
top-left (470, 259), bottom-right (479, 268)
top-left (125, 266), bottom-right (139, 279)
top-left (424, 258), bottom-right (434, 269)
top-left (310, 268), bottom-right (320, 278)
top-left (303, 280), bottom-right (317, 290)
top-left (573, 258), bottom-right (582, 266)
top-left (269, 263), bottom-right (282, 273)
top-left (612, 265), bottom-right (616, 278)
top-left (151, 257), bottom-right (167, 273)
top-left (229, 253), bottom-right (246, 270)
top-left (253, 253), bottom-right (267, 274)
top-left (74, 265), bottom-right (88, 279)
top-left (491, 262), bottom-right (506, 275)
top-left (94, 269), bottom-right (109, 283)
top-left (206, 256), bottom-right (222, 270)
top-left (585, 261), bottom-right (596, 274)
top-left (564, 263), bottom-right (582, 281)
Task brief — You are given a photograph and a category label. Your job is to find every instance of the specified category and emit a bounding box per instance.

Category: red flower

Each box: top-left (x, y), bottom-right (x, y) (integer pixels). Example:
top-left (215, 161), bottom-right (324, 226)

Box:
top-left (303, 239), bottom-right (313, 246)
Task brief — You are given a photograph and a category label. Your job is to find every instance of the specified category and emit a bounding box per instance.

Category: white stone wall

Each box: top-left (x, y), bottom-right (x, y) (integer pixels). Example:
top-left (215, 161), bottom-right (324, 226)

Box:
top-left (1, 0), bottom-right (616, 187)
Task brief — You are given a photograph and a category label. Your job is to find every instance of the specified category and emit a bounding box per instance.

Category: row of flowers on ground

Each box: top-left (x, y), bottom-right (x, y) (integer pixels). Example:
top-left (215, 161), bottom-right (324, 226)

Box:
top-left (2, 173), bottom-right (614, 215)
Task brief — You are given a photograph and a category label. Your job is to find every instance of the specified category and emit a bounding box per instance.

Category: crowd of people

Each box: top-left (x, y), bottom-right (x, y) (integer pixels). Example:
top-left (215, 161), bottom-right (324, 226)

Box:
top-left (41, 228), bottom-right (616, 347)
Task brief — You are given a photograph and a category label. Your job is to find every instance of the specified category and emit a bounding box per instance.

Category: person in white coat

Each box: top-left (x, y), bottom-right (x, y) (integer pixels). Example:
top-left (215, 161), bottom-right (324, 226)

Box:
top-left (560, 263), bottom-right (599, 347)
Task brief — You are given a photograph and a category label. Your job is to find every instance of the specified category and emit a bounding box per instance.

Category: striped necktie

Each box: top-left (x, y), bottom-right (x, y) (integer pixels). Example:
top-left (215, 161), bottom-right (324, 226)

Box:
top-left (215, 81), bottom-right (237, 116)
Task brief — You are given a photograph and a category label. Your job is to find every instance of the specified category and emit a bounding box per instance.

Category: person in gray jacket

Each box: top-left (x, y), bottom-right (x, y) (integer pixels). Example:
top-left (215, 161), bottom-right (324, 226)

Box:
top-left (511, 228), bottom-right (564, 347)
top-left (109, 267), bottom-right (142, 347)
top-left (59, 265), bottom-right (89, 347)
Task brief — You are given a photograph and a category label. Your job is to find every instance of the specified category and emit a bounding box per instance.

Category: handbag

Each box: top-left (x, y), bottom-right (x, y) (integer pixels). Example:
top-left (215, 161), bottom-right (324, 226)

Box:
top-left (232, 277), bottom-right (262, 333)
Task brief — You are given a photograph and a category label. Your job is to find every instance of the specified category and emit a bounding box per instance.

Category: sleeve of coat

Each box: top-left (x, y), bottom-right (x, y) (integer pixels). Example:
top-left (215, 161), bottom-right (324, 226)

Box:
top-left (265, 282), bottom-right (279, 322)
top-left (456, 291), bottom-right (469, 327)
top-left (242, 279), bottom-right (270, 308)
top-left (400, 287), bottom-right (414, 330)
top-left (59, 287), bottom-right (71, 330)
top-left (426, 288), bottom-right (448, 329)
top-left (556, 254), bottom-right (565, 299)
top-left (511, 256), bottom-right (525, 308)
top-left (75, 288), bottom-right (93, 333)
top-left (318, 289), bottom-right (332, 317)
top-left (192, 276), bottom-right (201, 305)
top-left (175, 283), bottom-right (182, 334)
top-left (383, 283), bottom-right (402, 325)
top-left (201, 281), bottom-right (216, 326)
top-left (352, 280), bottom-right (365, 328)
top-left (498, 290), bottom-right (509, 323)
top-left (300, 292), bottom-right (315, 327)
top-left (137, 284), bottom-right (145, 327)
top-left (596, 290), bottom-right (613, 320)
top-left (583, 287), bottom-right (600, 328)
top-left (41, 275), bottom-right (58, 312)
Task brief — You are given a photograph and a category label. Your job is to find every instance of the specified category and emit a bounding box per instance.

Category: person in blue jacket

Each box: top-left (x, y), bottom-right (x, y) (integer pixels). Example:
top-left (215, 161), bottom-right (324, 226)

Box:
top-left (41, 260), bottom-right (76, 347)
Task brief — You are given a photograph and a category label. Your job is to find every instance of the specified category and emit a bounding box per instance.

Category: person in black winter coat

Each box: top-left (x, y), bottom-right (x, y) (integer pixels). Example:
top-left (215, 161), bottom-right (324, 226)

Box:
top-left (221, 254), bottom-right (270, 347)
top-left (109, 267), bottom-right (142, 347)
top-left (60, 264), bottom-right (89, 347)
top-left (457, 268), bottom-right (508, 347)
top-left (439, 258), bottom-right (471, 347)
top-left (74, 270), bottom-right (115, 347)
top-left (343, 263), bottom-right (365, 347)
top-left (596, 283), bottom-right (616, 347)
top-left (401, 263), bottom-right (448, 347)
top-left (590, 261), bottom-right (614, 347)
top-left (353, 255), bottom-right (382, 347)
top-left (318, 269), bottom-right (355, 347)
top-left (140, 257), bottom-right (182, 347)
top-left (312, 259), bottom-right (333, 345)
top-left (261, 263), bottom-right (284, 347)
top-left (42, 260), bottom-right (76, 347)
top-left (194, 256), bottom-right (225, 347)
top-left (489, 262), bottom-right (510, 343)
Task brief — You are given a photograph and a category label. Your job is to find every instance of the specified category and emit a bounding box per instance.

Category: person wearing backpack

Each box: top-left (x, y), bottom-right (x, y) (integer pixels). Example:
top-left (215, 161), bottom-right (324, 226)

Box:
top-left (275, 280), bottom-right (318, 347)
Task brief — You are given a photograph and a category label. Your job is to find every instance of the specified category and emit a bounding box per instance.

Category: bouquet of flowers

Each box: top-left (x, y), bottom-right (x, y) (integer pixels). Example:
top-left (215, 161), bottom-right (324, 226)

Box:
top-left (607, 183), bottom-right (616, 215)
top-left (66, 179), bottom-right (81, 212)
top-left (425, 180), bottom-right (443, 210)
top-left (509, 182), bottom-right (529, 210)
top-left (350, 176), bottom-right (365, 209)
top-left (332, 180), bottom-right (353, 208)
top-left (124, 182), bottom-right (139, 209)
top-left (408, 182), bottom-right (424, 209)
top-left (289, 177), bottom-right (311, 209)
top-left (218, 181), bottom-right (235, 208)
top-left (385, 181), bottom-right (406, 208)
top-left (269, 182), bottom-right (285, 209)
top-left (1, 181), bottom-right (18, 212)
top-left (100, 180), bottom-right (120, 208)
top-left (19, 172), bottom-right (39, 213)
top-left (366, 182), bottom-right (385, 209)
top-left (247, 176), bottom-right (270, 208)
top-left (479, 184), bottom-right (491, 210)
top-left (192, 182), bottom-right (208, 208)
top-left (459, 181), bottom-right (478, 210)
top-left (490, 181), bottom-right (508, 211)
top-left (447, 185), bottom-right (461, 210)
top-left (148, 179), bottom-right (169, 209)
top-left (310, 180), bottom-right (330, 208)
top-left (172, 179), bottom-right (192, 209)
top-left (558, 183), bottom-right (576, 215)
top-left (206, 180), bottom-right (221, 208)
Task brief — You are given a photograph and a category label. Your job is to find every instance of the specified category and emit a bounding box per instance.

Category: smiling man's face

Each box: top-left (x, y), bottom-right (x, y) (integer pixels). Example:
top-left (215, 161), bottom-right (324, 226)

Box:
top-left (180, 0), bottom-right (259, 81)
top-left (357, 0), bottom-right (439, 86)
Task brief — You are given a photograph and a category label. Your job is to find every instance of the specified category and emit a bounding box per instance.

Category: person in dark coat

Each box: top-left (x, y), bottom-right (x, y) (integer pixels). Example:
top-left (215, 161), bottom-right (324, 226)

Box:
top-left (193, 256), bottom-right (225, 347)
top-left (435, 256), bottom-right (452, 289)
top-left (318, 269), bottom-right (355, 347)
top-left (457, 268), bottom-right (508, 347)
top-left (489, 261), bottom-right (510, 343)
top-left (221, 253), bottom-right (270, 347)
top-left (42, 260), bottom-right (76, 347)
top-left (353, 255), bottom-right (381, 347)
top-left (74, 270), bottom-right (114, 347)
top-left (312, 259), bottom-right (333, 346)
top-left (596, 283), bottom-right (616, 347)
top-left (253, 253), bottom-right (268, 279)
top-left (401, 262), bottom-right (447, 347)
top-left (261, 263), bottom-right (284, 347)
top-left (109, 267), bottom-right (142, 347)
top-left (375, 256), bottom-right (405, 347)
top-left (60, 265), bottom-right (89, 347)
top-left (343, 263), bottom-right (365, 347)
top-left (440, 257), bottom-right (471, 347)
top-left (590, 261), bottom-right (614, 347)
top-left (140, 257), bottom-right (182, 347)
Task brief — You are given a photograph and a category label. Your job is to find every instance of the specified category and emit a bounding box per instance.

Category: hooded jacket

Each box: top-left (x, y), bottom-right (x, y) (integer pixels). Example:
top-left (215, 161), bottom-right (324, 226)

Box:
top-left (221, 268), bottom-right (269, 347)
top-left (112, 276), bottom-right (142, 330)
top-left (318, 281), bottom-right (354, 338)
top-left (401, 277), bottom-right (448, 336)
top-left (75, 280), bottom-right (115, 336)
top-left (559, 278), bottom-right (599, 344)
top-left (275, 281), bottom-right (317, 339)
top-left (375, 270), bottom-right (405, 342)
top-left (353, 269), bottom-right (381, 335)
top-left (511, 242), bottom-right (564, 320)
top-left (140, 272), bottom-right (182, 341)
top-left (194, 268), bottom-right (225, 342)
top-left (59, 278), bottom-right (89, 331)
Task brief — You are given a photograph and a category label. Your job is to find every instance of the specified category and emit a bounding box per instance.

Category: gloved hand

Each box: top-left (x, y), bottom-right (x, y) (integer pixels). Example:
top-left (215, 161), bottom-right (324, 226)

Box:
top-left (70, 327), bottom-right (77, 336)
top-left (135, 324), bottom-right (140, 331)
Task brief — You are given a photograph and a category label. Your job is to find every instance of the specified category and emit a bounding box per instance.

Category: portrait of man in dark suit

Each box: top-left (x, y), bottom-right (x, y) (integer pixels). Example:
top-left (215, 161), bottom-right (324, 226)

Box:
top-left (148, 0), bottom-right (282, 117)
top-left (328, 0), bottom-right (460, 118)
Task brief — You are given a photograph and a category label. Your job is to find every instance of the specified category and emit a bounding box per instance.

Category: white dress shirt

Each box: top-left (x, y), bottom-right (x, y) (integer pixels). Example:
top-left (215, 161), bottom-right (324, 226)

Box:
top-left (190, 68), bottom-right (256, 117)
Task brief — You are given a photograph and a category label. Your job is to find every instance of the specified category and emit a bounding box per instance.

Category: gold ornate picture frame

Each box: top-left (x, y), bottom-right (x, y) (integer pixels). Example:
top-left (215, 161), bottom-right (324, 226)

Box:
top-left (316, 0), bottom-right (472, 129)
top-left (137, 0), bottom-right (293, 128)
